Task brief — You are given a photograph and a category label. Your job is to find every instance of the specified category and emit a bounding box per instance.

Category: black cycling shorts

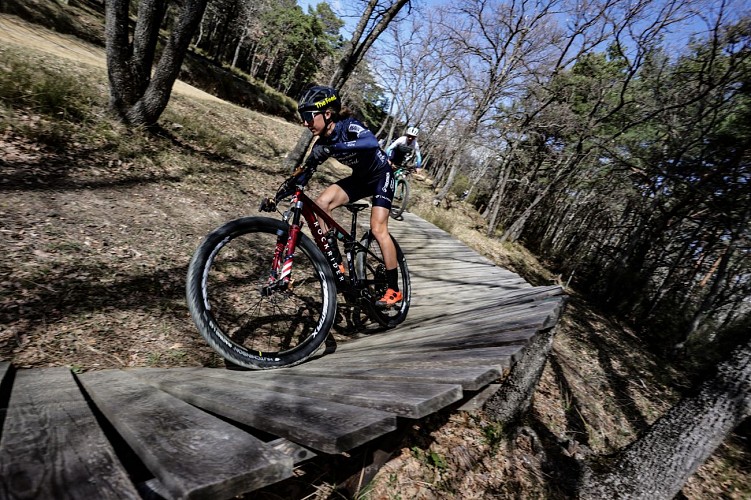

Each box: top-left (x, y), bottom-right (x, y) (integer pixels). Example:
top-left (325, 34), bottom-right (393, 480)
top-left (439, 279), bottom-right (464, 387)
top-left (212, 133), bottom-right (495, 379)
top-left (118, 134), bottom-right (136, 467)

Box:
top-left (335, 168), bottom-right (394, 210)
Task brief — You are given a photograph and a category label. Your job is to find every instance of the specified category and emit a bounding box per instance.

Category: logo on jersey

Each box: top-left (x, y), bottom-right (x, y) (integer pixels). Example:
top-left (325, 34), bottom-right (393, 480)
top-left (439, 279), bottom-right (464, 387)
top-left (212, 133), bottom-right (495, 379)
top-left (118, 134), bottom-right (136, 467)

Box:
top-left (348, 123), bottom-right (365, 136)
top-left (384, 172), bottom-right (391, 192)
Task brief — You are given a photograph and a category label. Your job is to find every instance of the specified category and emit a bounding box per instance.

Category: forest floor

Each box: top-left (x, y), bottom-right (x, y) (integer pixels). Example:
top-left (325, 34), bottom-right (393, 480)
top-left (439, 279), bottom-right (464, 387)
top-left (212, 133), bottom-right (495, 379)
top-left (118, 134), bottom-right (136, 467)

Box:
top-left (0, 13), bottom-right (748, 499)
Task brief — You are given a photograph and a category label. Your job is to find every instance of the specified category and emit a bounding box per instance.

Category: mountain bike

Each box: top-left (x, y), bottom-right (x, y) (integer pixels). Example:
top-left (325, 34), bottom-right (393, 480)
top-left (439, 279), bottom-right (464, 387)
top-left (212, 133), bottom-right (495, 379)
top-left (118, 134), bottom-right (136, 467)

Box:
top-left (185, 171), bottom-right (411, 370)
top-left (390, 164), bottom-right (415, 219)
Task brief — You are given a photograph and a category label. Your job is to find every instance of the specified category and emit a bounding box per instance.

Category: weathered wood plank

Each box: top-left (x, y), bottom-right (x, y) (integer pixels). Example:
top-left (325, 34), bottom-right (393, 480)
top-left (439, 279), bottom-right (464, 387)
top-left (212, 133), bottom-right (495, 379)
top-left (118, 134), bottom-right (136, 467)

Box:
top-left (190, 369), bottom-right (464, 420)
top-left (128, 368), bottom-right (397, 454)
top-left (408, 287), bottom-right (564, 316)
top-left (397, 298), bottom-right (563, 334)
top-left (344, 300), bottom-right (556, 337)
top-left (409, 271), bottom-right (530, 285)
top-left (334, 327), bottom-right (540, 357)
top-left (407, 259), bottom-right (505, 271)
top-left (279, 365), bottom-right (503, 391)
top-left (78, 369), bottom-right (293, 499)
top-left (0, 367), bottom-right (140, 500)
top-left (0, 361), bottom-right (9, 385)
top-left (305, 344), bottom-right (529, 372)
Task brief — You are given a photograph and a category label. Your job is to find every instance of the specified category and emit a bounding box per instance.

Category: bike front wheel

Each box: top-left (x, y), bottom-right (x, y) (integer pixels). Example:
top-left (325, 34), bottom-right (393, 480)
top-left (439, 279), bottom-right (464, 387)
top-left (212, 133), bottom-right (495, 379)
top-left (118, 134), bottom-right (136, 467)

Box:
top-left (355, 231), bottom-right (411, 328)
top-left (186, 217), bottom-right (337, 369)
top-left (390, 178), bottom-right (410, 219)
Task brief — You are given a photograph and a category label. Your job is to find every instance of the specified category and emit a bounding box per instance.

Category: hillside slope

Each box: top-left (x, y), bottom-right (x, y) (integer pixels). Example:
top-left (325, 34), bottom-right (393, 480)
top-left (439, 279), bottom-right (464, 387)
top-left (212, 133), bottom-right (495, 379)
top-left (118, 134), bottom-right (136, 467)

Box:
top-left (0, 14), bottom-right (748, 499)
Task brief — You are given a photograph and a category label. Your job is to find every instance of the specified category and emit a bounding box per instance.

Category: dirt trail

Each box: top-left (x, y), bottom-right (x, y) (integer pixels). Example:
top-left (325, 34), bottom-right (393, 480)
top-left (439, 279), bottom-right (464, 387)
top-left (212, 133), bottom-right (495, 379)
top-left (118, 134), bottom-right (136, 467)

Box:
top-left (0, 13), bottom-right (223, 103)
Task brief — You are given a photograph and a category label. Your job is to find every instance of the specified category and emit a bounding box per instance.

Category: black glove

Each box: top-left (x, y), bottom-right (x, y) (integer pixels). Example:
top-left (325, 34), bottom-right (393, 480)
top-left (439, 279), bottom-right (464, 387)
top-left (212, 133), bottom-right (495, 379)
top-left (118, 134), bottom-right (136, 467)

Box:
top-left (295, 166), bottom-right (314, 185)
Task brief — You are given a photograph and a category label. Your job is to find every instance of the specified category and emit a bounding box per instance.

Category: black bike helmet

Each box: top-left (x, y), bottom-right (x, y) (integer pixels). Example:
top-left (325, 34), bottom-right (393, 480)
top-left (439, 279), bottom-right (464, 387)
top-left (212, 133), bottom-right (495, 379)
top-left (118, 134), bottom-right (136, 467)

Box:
top-left (298, 85), bottom-right (341, 114)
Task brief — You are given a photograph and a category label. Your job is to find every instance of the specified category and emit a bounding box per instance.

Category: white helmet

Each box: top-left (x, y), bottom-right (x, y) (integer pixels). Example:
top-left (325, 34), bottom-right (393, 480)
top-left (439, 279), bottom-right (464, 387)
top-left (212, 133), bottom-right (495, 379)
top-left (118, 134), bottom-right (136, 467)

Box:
top-left (406, 126), bottom-right (419, 137)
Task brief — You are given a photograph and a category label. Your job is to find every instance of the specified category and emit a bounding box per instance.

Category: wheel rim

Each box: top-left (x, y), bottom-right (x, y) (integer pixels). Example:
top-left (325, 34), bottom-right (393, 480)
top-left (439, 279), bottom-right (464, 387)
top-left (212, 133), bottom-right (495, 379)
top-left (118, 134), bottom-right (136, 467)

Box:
top-left (202, 229), bottom-right (330, 359)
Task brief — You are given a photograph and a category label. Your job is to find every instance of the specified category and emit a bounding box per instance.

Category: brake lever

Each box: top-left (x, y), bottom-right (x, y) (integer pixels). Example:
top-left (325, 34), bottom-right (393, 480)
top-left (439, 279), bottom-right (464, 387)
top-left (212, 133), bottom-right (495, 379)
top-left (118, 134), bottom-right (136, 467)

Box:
top-left (259, 197), bottom-right (277, 213)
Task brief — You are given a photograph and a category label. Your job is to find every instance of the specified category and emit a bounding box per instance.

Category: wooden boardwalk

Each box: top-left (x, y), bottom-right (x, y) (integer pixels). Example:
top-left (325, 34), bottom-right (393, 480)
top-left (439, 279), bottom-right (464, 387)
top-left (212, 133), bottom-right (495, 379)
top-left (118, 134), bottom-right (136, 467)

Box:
top-left (0, 212), bottom-right (565, 499)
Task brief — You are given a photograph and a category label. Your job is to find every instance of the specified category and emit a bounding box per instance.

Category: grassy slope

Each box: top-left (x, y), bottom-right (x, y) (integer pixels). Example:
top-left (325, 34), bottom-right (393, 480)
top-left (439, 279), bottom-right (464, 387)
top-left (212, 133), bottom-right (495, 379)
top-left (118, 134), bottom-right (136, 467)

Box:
top-left (0, 13), bottom-right (748, 500)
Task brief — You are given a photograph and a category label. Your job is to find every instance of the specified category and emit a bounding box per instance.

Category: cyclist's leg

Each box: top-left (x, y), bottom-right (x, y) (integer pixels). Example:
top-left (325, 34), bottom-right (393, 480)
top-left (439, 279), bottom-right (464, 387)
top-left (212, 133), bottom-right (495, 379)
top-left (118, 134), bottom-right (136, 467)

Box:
top-left (370, 171), bottom-right (403, 305)
top-left (370, 206), bottom-right (397, 270)
top-left (315, 182), bottom-right (350, 233)
top-left (316, 183), bottom-right (350, 215)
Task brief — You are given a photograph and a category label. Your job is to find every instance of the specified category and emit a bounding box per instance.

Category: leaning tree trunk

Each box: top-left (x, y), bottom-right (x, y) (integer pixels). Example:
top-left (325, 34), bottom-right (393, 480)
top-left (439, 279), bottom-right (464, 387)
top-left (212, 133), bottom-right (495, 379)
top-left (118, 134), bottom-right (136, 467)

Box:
top-left (484, 322), bottom-right (561, 424)
top-left (106, 0), bottom-right (208, 126)
top-left (578, 339), bottom-right (751, 500)
top-left (282, 0), bottom-right (411, 171)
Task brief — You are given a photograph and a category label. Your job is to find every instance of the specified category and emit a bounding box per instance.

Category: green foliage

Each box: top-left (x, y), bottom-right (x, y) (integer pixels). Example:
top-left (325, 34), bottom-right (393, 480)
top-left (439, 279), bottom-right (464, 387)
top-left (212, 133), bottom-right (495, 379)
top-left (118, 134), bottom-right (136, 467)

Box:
top-left (481, 421), bottom-right (504, 449)
top-left (450, 173), bottom-right (470, 197)
top-left (411, 446), bottom-right (448, 470)
top-left (197, 0), bottom-right (344, 99)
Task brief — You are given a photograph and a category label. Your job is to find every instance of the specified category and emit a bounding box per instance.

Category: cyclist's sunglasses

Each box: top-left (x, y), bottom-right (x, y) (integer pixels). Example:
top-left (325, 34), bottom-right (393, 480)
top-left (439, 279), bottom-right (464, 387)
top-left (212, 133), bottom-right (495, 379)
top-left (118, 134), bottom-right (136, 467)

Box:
top-left (300, 110), bottom-right (322, 123)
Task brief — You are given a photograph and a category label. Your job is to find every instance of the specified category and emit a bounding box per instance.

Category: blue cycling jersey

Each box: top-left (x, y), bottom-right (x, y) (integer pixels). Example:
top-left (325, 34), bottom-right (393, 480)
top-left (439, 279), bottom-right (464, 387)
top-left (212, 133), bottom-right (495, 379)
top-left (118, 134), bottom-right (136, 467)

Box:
top-left (305, 117), bottom-right (390, 175)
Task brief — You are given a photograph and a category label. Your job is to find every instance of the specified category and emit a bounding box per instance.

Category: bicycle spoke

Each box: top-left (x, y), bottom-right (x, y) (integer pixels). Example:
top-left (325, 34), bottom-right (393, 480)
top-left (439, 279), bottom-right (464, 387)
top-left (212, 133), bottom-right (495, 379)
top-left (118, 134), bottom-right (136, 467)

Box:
top-left (196, 225), bottom-right (330, 359)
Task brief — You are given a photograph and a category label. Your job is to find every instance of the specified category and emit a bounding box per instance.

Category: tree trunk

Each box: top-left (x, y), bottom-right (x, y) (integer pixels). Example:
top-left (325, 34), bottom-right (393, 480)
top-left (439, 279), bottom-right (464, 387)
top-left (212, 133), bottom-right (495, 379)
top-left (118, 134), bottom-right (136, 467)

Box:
top-left (231, 31), bottom-right (247, 69)
top-left (578, 339), bottom-right (751, 500)
top-left (282, 0), bottom-right (411, 171)
top-left (106, 0), bottom-right (208, 126)
top-left (484, 322), bottom-right (561, 424)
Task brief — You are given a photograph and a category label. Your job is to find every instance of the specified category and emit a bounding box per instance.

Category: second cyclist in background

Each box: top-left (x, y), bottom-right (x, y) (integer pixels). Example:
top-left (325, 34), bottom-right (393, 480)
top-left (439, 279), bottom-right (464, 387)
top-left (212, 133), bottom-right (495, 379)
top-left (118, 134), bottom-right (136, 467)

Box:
top-left (386, 126), bottom-right (423, 174)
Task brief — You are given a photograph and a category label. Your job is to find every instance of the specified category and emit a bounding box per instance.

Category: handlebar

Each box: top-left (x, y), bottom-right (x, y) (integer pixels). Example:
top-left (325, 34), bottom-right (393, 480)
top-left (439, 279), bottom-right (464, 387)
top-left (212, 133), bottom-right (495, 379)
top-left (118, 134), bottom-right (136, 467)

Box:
top-left (259, 166), bottom-right (310, 212)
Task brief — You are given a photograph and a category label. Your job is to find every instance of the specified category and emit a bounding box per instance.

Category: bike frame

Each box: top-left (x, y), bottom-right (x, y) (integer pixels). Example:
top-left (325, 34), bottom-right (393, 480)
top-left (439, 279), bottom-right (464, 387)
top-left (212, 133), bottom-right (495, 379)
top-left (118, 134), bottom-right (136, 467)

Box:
top-left (272, 186), bottom-right (375, 296)
top-left (393, 165), bottom-right (415, 180)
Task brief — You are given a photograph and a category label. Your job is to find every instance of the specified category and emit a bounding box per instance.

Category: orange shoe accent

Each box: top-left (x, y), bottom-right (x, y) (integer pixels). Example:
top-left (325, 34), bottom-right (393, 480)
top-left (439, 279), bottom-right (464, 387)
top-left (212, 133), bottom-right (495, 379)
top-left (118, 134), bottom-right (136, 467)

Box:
top-left (376, 288), bottom-right (403, 307)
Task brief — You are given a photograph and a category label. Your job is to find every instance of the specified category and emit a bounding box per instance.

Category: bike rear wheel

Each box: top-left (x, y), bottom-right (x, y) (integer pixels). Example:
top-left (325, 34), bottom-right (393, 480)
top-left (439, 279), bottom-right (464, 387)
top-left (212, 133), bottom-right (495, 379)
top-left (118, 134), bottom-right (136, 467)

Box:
top-left (390, 177), bottom-right (410, 219)
top-left (355, 231), bottom-right (411, 327)
top-left (186, 217), bottom-right (337, 369)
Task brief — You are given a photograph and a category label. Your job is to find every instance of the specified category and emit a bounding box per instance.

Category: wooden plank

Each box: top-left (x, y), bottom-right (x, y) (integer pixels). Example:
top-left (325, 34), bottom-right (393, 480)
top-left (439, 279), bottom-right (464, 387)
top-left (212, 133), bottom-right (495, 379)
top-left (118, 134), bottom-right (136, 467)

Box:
top-left (409, 270), bottom-right (530, 284)
top-left (407, 258), bottom-right (502, 270)
top-left (0, 361), bottom-right (9, 429)
top-left (334, 327), bottom-right (540, 357)
top-left (279, 365), bottom-right (503, 391)
top-left (388, 293), bottom-right (560, 324)
top-left (78, 369), bottom-right (293, 499)
top-left (458, 384), bottom-right (502, 412)
top-left (409, 287), bottom-right (564, 313)
top-left (305, 356), bottom-right (511, 372)
top-left (127, 368), bottom-right (396, 454)
top-left (184, 369), bottom-right (464, 420)
top-left (391, 298), bottom-right (562, 335)
top-left (0, 361), bottom-right (9, 385)
top-left (0, 367), bottom-right (140, 499)
top-left (409, 280), bottom-right (529, 292)
top-left (310, 342), bottom-right (530, 367)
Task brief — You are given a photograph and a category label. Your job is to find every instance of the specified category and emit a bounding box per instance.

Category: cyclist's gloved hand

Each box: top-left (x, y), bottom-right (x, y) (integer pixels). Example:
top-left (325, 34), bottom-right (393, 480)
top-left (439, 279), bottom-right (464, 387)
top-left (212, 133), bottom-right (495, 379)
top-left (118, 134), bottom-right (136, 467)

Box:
top-left (293, 164), bottom-right (316, 186)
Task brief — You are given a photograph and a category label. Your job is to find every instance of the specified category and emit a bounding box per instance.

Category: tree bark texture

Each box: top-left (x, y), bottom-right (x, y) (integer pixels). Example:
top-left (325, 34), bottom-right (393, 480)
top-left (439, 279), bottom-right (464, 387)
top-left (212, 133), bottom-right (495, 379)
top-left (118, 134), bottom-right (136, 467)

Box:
top-left (106, 0), bottom-right (208, 125)
top-left (484, 302), bottom-right (565, 424)
top-left (578, 339), bottom-right (751, 500)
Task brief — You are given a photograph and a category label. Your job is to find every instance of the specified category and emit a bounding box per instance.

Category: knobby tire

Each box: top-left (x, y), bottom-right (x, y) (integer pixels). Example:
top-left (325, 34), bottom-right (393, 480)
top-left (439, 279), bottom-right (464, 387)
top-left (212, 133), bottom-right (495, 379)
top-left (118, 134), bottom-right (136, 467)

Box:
top-left (390, 178), bottom-right (410, 219)
top-left (186, 217), bottom-right (337, 369)
top-left (355, 231), bottom-right (411, 327)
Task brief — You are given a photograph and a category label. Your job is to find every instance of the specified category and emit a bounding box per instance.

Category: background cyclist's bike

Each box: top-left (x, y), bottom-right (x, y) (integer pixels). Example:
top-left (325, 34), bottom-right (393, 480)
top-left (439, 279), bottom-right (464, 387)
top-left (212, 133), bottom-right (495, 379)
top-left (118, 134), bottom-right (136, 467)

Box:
top-left (390, 164), bottom-right (415, 220)
top-left (185, 171), bottom-right (411, 370)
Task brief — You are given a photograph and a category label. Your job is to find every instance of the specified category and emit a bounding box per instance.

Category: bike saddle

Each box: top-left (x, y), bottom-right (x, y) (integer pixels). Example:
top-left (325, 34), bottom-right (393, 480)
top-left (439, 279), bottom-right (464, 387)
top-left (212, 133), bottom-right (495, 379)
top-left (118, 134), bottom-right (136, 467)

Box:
top-left (344, 203), bottom-right (369, 213)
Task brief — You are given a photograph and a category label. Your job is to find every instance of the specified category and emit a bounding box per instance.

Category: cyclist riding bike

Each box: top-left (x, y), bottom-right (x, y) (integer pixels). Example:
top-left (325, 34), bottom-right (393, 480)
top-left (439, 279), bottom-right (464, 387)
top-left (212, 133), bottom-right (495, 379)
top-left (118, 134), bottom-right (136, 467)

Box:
top-left (386, 126), bottom-right (423, 173)
top-left (296, 85), bottom-right (403, 307)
